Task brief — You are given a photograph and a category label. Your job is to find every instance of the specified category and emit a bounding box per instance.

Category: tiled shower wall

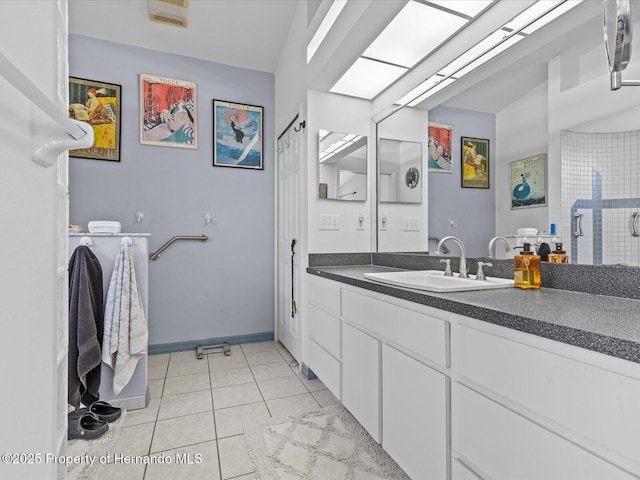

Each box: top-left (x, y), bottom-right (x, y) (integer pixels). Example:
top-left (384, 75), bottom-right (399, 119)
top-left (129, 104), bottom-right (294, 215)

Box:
top-left (561, 130), bottom-right (640, 266)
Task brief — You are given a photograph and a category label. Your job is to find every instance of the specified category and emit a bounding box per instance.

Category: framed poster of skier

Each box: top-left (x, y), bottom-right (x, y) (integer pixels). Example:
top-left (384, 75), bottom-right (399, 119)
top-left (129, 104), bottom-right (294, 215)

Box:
top-left (213, 99), bottom-right (264, 170)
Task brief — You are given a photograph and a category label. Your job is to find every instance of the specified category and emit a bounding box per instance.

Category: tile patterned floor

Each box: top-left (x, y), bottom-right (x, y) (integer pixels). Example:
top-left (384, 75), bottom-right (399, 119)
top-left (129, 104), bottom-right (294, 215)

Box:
top-left (99, 341), bottom-right (338, 479)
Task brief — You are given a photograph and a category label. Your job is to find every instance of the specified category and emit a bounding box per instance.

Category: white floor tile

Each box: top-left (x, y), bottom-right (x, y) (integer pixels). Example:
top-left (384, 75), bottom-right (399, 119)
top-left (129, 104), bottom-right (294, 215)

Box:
top-left (99, 460), bottom-right (146, 480)
top-left (244, 350), bottom-right (286, 366)
top-left (257, 375), bottom-right (307, 400)
top-left (212, 382), bottom-right (263, 410)
top-left (166, 359), bottom-right (209, 378)
top-left (210, 366), bottom-right (254, 389)
top-left (148, 353), bottom-right (170, 367)
top-left (148, 364), bottom-right (168, 381)
top-left (158, 389), bottom-right (213, 420)
top-left (208, 351), bottom-right (249, 371)
top-left (266, 393), bottom-right (321, 419)
top-left (311, 389), bottom-right (339, 407)
top-left (163, 372), bottom-right (210, 396)
top-left (240, 341), bottom-right (277, 354)
top-left (151, 411), bottom-right (215, 453)
top-left (250, 362), bottom-right (295, 381)
top-left (218, 434), bottom-right (254, 479)
top-left (169, 349), bottom-right (200, 364)
top-left (144, 441), bottom-right (220, 480)
top-left (148, 378), bottom-right (165, 399)
top-left (122, 398), bottom-right (160, 427)
top-left (111, 422), bottom-right (155, 458)
top-left (214, 402), bottom-right (270, 439)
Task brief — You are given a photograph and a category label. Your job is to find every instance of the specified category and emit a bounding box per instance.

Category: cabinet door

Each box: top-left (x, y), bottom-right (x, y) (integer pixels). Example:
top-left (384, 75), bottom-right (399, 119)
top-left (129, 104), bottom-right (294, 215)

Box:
top-left (382, 344), bottom-right (447, 480)
top-left (342, 323), bottom-right (380, 442)
top-left (452, 383), bottom-right (636, 480)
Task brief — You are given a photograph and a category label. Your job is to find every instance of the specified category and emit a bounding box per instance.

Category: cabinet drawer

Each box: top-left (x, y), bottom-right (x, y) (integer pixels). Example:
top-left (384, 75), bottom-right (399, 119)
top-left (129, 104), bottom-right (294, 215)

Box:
top-left (309, 304), bottom-right (340, 359)
top-left (308, 274), bottom-right (341, 316)
top-left (452, 324), bottom-right (640, 465)
top-left (342, 289), bottom-right (446, 366)
top-left (452, 383), bottom-right (635, 480)
top-left (308, 339), bottom-right (341, 399)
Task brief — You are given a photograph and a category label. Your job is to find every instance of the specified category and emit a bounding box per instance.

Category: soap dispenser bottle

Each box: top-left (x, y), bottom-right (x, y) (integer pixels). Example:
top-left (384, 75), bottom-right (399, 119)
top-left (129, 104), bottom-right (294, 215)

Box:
top-left (513, 242), bottom-right (541, 289)
top-left (548, 243), bottom-right (568, 263)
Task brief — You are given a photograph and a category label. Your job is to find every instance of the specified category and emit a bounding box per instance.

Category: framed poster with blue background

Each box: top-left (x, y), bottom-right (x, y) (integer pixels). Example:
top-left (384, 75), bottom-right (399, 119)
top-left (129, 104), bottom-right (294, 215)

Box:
top-left (213, 99), bottom-right (263, 170)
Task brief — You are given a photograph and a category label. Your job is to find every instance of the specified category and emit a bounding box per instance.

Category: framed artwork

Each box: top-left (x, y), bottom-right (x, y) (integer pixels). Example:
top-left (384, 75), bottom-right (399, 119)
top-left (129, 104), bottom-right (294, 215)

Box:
top-left (461, 137), bottom-right (489, 188)
top-left (68, 77), bottom-right (121, 162)
top-left (213, 99), bottom-right (264, 169)
top-left (510, 154), bottom-right (547, 209)
top-left (428, 122), bottom-right (453, 173)
top-left (140, 74), bottom-right (197, 149)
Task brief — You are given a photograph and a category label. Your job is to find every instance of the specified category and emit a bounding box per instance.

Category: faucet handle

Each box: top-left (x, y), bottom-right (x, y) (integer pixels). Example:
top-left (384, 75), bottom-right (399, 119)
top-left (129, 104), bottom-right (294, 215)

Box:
top-left (440, 259), bottom-right (453, 277)
top-left (476, 262), bottom-right (493, 281)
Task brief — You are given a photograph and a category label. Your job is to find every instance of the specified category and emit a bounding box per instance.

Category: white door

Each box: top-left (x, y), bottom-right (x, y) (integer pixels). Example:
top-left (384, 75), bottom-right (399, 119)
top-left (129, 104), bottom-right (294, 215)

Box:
top-left (276, 116), bottom-right (304, 362)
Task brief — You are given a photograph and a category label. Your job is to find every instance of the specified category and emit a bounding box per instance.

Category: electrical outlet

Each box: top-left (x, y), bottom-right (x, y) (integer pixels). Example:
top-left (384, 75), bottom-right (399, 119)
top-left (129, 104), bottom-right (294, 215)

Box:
top-left (320, 214), bottom-right (339, 230)
top-left (403, 216), bottom-right (420, 231)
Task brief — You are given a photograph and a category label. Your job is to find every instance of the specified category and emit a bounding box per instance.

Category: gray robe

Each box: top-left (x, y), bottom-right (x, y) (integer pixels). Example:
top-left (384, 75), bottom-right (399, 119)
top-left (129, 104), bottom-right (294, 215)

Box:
top-left (68, 246), bottom-right (103, 408)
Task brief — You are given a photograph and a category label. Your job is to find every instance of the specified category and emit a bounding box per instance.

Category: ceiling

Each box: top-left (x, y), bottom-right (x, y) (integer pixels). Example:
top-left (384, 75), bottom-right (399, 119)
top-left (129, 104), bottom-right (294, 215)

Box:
top-left (68, 0), bottom-right (611, 116)
top-left (68, 0), bottom-right (298, 73)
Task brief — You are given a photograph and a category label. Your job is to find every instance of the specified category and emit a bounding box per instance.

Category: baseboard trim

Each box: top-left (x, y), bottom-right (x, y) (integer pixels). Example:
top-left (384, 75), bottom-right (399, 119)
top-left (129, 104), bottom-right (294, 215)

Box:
top-left (149, 331), bottom-right (275, 355)
top-left (301, 362), bottom-right (317, 380)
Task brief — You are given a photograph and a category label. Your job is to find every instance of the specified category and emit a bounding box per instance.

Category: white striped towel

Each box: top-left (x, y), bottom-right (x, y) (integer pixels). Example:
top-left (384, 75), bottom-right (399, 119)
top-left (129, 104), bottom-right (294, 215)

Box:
top-left (102, 245), bottom-right (148, 395)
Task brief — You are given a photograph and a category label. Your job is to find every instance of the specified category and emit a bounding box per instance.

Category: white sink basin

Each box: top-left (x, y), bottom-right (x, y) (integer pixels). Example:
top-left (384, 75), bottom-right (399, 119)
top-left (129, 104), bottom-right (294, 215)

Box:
top-left (363, 270), bottom-right (514, 293)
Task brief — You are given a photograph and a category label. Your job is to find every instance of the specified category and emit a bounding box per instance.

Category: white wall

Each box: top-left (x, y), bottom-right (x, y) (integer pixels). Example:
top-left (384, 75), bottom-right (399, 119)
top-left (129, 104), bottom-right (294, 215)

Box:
top-left (307, 90), bottom-right (374, 253)
top-left (495, 83), bottom-right (549, 237)
top-left (377, 107), bottom-right (429, 252)
top-left (0, 1), bottom-right (68, 478)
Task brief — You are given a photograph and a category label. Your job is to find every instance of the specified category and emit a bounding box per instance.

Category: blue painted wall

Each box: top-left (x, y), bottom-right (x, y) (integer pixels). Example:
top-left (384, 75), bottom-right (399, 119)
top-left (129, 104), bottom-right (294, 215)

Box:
top-left (69, 35), bottom-right (275, 348)
top-left (428, 105), bottom-right (496, 257)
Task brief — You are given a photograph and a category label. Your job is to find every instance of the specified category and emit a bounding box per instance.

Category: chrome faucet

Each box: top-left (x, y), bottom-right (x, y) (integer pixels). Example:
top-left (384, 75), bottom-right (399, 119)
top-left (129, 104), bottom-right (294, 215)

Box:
top-left (488, 236), bottom-right (511, 259)
top-left (436, 236), bottom-right (468, 278)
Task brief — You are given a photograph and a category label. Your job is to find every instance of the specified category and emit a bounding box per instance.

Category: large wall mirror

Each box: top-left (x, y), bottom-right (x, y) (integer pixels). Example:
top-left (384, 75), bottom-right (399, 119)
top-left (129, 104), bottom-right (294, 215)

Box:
top-left (373, 0), bottom-right (640, 265)
top-left (379, 138), bottom-right (422, 204)
top-left (318, 129), bottom-right (367, 201)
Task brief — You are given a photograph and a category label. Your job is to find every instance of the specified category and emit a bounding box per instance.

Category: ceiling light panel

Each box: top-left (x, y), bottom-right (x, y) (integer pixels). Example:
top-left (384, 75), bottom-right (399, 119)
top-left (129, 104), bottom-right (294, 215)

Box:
top-left (363, 1), bottom-right (468, 68)
top-left (428, 0), bottom-right (494, 17)
top-left (454, 34), bottom-right (522, 77)
top-left (408, 77), bottom-right (455, 106)
top-left (504, 1), bottom-right (563, 33)
top-left (330, 58), bottom-right (407, 99)
top-left (307, 0), bottom-right (348, 63)
top-left (519, 0), bottom-right (582, 34)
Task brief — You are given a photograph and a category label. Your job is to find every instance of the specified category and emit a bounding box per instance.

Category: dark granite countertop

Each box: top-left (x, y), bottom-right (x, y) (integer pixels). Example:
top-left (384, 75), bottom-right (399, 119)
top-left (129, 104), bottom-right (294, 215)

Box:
top-left (307, 264), bottom-right (640, 364)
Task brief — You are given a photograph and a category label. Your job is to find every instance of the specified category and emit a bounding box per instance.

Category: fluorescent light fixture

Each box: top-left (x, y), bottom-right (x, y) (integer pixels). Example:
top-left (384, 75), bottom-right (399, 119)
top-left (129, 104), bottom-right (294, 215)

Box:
top-left (330, 57), bottom-right (407, 99)
top-left (319, 132), bottom-right (364, 162)
top-left (363, 2), bottom-right (468, 68)
top-left (396, 75), bottom-right (448, 106)
top-left (307, 0), bottom-right (348, 63)
top-left (519, 0), bottom-right (582, 34)
top-left (428, 0), bottom-right (494, 17)
top-left (451, 33), bottom-right (523, 78)
top-left (395, 0), bottom-right (583, 107)
top-left (407, 78), bottom-right (455, 107)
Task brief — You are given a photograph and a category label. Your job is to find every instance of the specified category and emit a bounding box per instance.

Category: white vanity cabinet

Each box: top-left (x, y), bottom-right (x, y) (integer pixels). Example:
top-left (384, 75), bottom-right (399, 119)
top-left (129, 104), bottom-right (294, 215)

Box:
top-left (306, 271), bottom-right (640, 479)
top-left (382, 344), bottom-right (447, 480)
top-left (306, 275), bottom-right (449, 478)
top-left (342, 323), bottom-right (380, 441)
top-left (451, 321), bottom-right (640, 479)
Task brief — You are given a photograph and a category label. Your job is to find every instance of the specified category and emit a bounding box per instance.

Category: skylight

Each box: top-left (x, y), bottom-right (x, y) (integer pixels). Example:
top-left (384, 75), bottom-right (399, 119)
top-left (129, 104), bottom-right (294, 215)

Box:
top-left (327, 0), bottom-right (583, 104)
top-left (307, 0), bottom-right (348, 63)
top-left (319, 129), bottom-right (365, 163)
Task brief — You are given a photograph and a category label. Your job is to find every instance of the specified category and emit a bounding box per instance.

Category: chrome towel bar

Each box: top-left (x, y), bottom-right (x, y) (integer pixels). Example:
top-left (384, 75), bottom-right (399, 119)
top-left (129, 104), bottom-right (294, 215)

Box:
top-left (150, 234), bottom-right (208, 260)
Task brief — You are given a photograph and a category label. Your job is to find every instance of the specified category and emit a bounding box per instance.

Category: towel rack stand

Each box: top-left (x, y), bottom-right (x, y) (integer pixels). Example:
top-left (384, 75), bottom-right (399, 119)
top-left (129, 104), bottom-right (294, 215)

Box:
top-left (149, 234), bottom-right (208, 260)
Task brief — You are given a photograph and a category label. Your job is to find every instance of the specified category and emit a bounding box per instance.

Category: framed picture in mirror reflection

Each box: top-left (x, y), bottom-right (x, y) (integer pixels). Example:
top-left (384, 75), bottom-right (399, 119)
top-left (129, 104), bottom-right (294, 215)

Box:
top-left (461, 137), bottom-right (489, 189)
top-left (428, 122), bottom-right (453, 172)
top-left (510, 154), bottom-right (547, 209)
